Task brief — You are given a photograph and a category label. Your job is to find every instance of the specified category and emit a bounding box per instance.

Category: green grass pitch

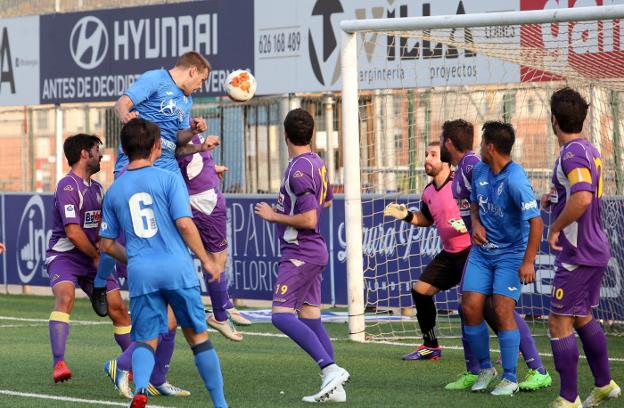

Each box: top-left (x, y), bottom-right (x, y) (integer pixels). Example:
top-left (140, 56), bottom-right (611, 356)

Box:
top-left (0, 294), bottom-right (622, 407)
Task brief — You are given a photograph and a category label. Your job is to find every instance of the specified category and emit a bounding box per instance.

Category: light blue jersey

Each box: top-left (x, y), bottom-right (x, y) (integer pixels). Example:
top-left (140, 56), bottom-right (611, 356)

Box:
top-left (114, 69), bottom-right (192, 173)
top-left (470, 161), bottom-right (540, 252)
top-left (100, 166), bottom-right (198, 297)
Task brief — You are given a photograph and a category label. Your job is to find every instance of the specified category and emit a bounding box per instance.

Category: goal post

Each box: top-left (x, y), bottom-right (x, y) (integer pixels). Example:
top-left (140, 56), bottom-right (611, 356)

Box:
top-left (341, 4), bottom-right (624, 342)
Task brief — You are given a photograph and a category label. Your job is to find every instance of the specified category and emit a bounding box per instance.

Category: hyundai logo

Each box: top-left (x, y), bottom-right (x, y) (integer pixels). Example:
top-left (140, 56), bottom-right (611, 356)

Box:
top-left (69, 16), bottom-right (108, 70)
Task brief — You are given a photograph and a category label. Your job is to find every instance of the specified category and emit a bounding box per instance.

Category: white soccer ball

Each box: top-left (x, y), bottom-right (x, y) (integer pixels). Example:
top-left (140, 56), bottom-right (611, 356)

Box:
top-left (224, 69), bottom-right (256, 102)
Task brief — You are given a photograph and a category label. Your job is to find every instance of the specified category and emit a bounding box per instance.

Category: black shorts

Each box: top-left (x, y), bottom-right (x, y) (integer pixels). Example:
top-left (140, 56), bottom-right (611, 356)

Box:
top-left (418, 247), bottom-right (471, 291)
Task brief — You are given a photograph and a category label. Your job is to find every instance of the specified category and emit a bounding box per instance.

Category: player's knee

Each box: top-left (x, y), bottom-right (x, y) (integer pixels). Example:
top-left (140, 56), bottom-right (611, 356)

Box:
top-left (54, 294), bottom-right (74, 312)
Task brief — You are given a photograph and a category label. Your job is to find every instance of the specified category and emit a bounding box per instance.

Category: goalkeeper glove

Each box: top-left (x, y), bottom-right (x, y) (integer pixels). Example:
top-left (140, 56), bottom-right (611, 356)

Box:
top-left (384, 203), bottom-right (413, 223)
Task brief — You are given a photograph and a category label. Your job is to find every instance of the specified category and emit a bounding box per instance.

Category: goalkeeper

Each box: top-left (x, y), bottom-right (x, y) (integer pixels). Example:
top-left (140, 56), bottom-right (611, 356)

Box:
top-left (384, 142), bottom-right (471, 362)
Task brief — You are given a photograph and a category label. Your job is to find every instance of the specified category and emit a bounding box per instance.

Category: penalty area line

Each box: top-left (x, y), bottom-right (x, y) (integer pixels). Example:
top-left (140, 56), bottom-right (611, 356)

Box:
top-left (0, 389), bottom-right (176, 407)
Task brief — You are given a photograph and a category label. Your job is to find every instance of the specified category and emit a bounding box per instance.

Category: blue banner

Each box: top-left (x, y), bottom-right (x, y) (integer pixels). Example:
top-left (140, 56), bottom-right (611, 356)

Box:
top-left (1, 192), bottom-right (623, 322)
top-left (39, 0), bottom-right (254, 103)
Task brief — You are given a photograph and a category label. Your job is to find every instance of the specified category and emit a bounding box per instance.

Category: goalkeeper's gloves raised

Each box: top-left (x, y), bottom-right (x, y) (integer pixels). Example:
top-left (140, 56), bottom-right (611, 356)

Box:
top-left (384, 203), bottom-right (414, 223)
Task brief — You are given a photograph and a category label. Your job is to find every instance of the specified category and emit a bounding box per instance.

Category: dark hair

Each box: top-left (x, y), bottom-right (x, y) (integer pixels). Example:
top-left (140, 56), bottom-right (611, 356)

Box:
top-left (428, 141), bottom-right (440, 147)
top-left (284, 108), bottom-right (314, 146)
top-left (63, 133), bottom-right (102, 166)
top-left (441, 119), bottom-right (474, 152)
top-left (550, 87), bottom-right (589, 133)
top-left (121, 118), bottom-right (161, 161)
top-left (175, 51), bottom-right (211, 73)
top-left (482, 121), bottom-right (515, 156)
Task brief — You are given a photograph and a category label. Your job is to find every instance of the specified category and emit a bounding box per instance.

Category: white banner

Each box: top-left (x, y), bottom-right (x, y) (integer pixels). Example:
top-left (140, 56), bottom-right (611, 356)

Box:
top-left (254, 0), bottom-right (522, 94)
top-left (0, 16), bottom-right (39, 105)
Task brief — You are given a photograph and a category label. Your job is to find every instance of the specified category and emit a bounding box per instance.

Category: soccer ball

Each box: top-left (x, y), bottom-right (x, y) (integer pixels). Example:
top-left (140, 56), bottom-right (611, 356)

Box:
top-left (224, 69), bottom-right (256, 102)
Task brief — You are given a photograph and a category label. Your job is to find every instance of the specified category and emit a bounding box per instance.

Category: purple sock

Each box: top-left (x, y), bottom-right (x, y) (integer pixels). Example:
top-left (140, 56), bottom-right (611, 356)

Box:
top-left (515, 312), bottom-right (546, 374)
top-left (458, 305), bottom-right (480, 374)
top-left (207, 274), bottom-right (229, 322)
top-left (150, 329), bottom-right (176, 386)
top-left (551, 333), bottom-right (579, 402)
top-left (117, 342), bottom-right (137, 371)
top-left (49, 320), bottom-right (70, 364)
top-left (577, 319), bottom-right (611, 387)
top-left (300, 318), bottom-right (334, 360)
top-left (272, 313), bottom-right (334, 368)
top-left (114, 332), bottom-right (132, 351)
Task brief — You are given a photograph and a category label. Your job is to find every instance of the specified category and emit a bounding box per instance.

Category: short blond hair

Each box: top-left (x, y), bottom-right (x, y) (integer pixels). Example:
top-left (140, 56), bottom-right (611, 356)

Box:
top-left (175, 51), bottom-right (211, 73)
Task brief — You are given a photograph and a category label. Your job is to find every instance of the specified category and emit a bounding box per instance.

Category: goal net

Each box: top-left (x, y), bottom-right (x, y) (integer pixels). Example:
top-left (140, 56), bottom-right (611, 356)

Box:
top-left (340, 5), bottom-right (624, 342)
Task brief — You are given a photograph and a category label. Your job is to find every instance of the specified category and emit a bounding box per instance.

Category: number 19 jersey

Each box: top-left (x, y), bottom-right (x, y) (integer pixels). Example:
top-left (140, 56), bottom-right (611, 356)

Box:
top-left (100, 166), bottom-right (197, 297)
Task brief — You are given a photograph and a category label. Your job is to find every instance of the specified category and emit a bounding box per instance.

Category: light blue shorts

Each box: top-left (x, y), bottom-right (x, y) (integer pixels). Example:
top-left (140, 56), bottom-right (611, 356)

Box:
top-left (129, 285), bottom-right (207, 342)
top-left (462, 247), bottom-right (524, 301)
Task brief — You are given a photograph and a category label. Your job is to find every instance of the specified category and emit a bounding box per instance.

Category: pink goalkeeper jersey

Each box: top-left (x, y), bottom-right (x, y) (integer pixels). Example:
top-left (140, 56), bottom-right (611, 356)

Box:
top-left (420, 172), bottom-right (471, 253)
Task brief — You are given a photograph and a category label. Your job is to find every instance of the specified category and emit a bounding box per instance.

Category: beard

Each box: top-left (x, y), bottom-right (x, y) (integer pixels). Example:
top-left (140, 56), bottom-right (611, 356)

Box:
top-left (425, 165), bottom-right (438, 177)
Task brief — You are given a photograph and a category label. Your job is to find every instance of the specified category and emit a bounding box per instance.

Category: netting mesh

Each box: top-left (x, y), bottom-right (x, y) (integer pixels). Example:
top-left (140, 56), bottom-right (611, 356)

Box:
top-left (355, 16), bottom-right (624, 341)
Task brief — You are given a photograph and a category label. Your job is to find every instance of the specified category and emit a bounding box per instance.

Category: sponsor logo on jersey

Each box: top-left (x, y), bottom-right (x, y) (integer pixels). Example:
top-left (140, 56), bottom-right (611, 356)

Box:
top-left (84, 210), bottom-right (101, 228)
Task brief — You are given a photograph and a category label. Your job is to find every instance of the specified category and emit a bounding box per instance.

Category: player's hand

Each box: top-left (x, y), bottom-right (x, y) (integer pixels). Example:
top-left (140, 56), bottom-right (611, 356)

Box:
top-left (201, 135), bottom-right (220, 152)
top-left (215, 165), bottom-right (229, 180)
top-left (548, 228), bottom-right (563, 251)
top-left (0, 242), bottom-right (5, 254)
top-left (255, 202), bottom-right (275, 222)
top-left (93, 254), bottom-right (100, 269)
top-left (518, 261), bottom-right (536, 284)
top-left (384, 203), bottom-right (408, 220)
top-left (471, 221), bottom-right (487, 246)
top-left (190, 117), bottom-right (207, 134)
top-left (121, 111), bottom-right (139, 124)
top-left (202, 260), bottom-right (221, 283)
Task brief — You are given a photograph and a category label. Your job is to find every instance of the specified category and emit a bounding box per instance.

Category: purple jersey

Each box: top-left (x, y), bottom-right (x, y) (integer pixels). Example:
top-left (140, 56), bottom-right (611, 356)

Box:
top-left (551, 138), bottom-right (610, 267)
top-left (276, 152), bottom-right (333, 266)
top-left (421, 173), bottom-right (471, 253)
top-left (452, 151), bottom-right (480, 231)
top-left (47, 171), bottom-right (103, 260)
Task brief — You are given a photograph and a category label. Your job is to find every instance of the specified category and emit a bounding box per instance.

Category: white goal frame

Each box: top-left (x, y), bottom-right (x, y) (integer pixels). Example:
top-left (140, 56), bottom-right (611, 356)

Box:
top-left (340, 4), bottom-right (624, 342)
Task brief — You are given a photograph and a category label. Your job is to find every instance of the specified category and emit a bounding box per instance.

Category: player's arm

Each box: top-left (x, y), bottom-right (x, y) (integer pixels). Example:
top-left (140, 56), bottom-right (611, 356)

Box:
top-left (255, 203), bottom-right (317, 230)
top-left (114, 95), bottom-right (139, 124)
top-left (383, 203), bottom-right (433, 227)
top-left (176, 117), bottom-right (208, 146)
top-left (65, 224), bottom-right (99, 262)
top-left (175, 217), bottom-right (219, 281)
top-left (100, 238), bottom-right (128, 265)
top-left (175, 135), bottom-right (220, 158)
top-left (519, 215), bottom-right (543, 284)
top-left (469, 202), bottom-right (487, 245)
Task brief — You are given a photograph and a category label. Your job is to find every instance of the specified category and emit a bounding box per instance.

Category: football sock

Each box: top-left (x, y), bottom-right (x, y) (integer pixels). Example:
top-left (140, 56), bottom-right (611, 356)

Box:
top-left (132, 343), bottom-right (155, 392)
top-left (499, 328), bottom-right (520, 383)
top-left (49, 311), bottom-right (70, 365)
top-left (458, 305), bottom-right (480, 374)
top-left (113, 325), bottom-right (132, 351)
top-left (150, 328), bottom-right (176, 386)
top-left (272, 312), bottom-right (334, 369)
top-left (412, 290), bottom-right (438, 348)
top-left (551, 333), bottom-right (579, 402)
top-left (464, 321), bottom-right (492, 369)
top-left (192, 340), bottom-right (228, 408)
top-left (577, 319), bottom-right (611, 387)
top-left (300, 317), bottom-right (334, 360)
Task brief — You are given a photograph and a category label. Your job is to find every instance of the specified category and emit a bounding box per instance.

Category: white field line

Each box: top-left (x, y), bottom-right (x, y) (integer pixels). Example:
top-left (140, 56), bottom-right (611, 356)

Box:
top-left (2, 315), bottom-right (623, 363)
top-left (0, 389), bottom-right (175, 407)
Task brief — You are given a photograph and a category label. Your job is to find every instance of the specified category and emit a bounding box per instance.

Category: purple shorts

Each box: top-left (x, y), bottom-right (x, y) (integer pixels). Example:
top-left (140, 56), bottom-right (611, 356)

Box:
top-left (272, 259), bottom-right (324, 309)
top-left (47, 254), bottom-right (119, 296)
top-left (193, 205), bottom-right (228, 254)
top-left (550, 262), bottom-right (605, 317)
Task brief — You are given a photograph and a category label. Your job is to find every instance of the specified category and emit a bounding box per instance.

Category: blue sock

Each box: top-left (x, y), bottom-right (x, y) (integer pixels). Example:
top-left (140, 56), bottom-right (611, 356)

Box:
top-left (132, 343), bottom-right (155, 392)
top-left (464, 321), bottom-right (492, 369)
top-left (192, 341), bottom-right (228, 408)
top-left (95, 253), bottom-right (116, 288)
top-left (499, 328), bottom-right (520, 383)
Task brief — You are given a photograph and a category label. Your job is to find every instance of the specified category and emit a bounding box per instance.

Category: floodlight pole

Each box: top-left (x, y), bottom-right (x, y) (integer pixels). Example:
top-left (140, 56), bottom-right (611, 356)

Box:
top-left (341, 31), bottom-right (366, 343)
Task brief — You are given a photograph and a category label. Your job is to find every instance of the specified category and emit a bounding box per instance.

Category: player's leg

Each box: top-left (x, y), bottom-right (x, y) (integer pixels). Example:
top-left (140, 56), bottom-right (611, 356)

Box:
top-left (146, 306), bottom-right (191, 397)
top-left (206, 250), bottom-right (242, 341)
top-left (126, 291), bottom-right (167, 407)
top-left (403, 280), bottom-right (441, 360)
top-left (554, 265), bottom-right (620, 407)
top-left (460, 249), bottom-right (497, 391)
top-left (516, 305), bottom-right (552, 390)
top-left (165, 286), bottom-right (228, 408)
